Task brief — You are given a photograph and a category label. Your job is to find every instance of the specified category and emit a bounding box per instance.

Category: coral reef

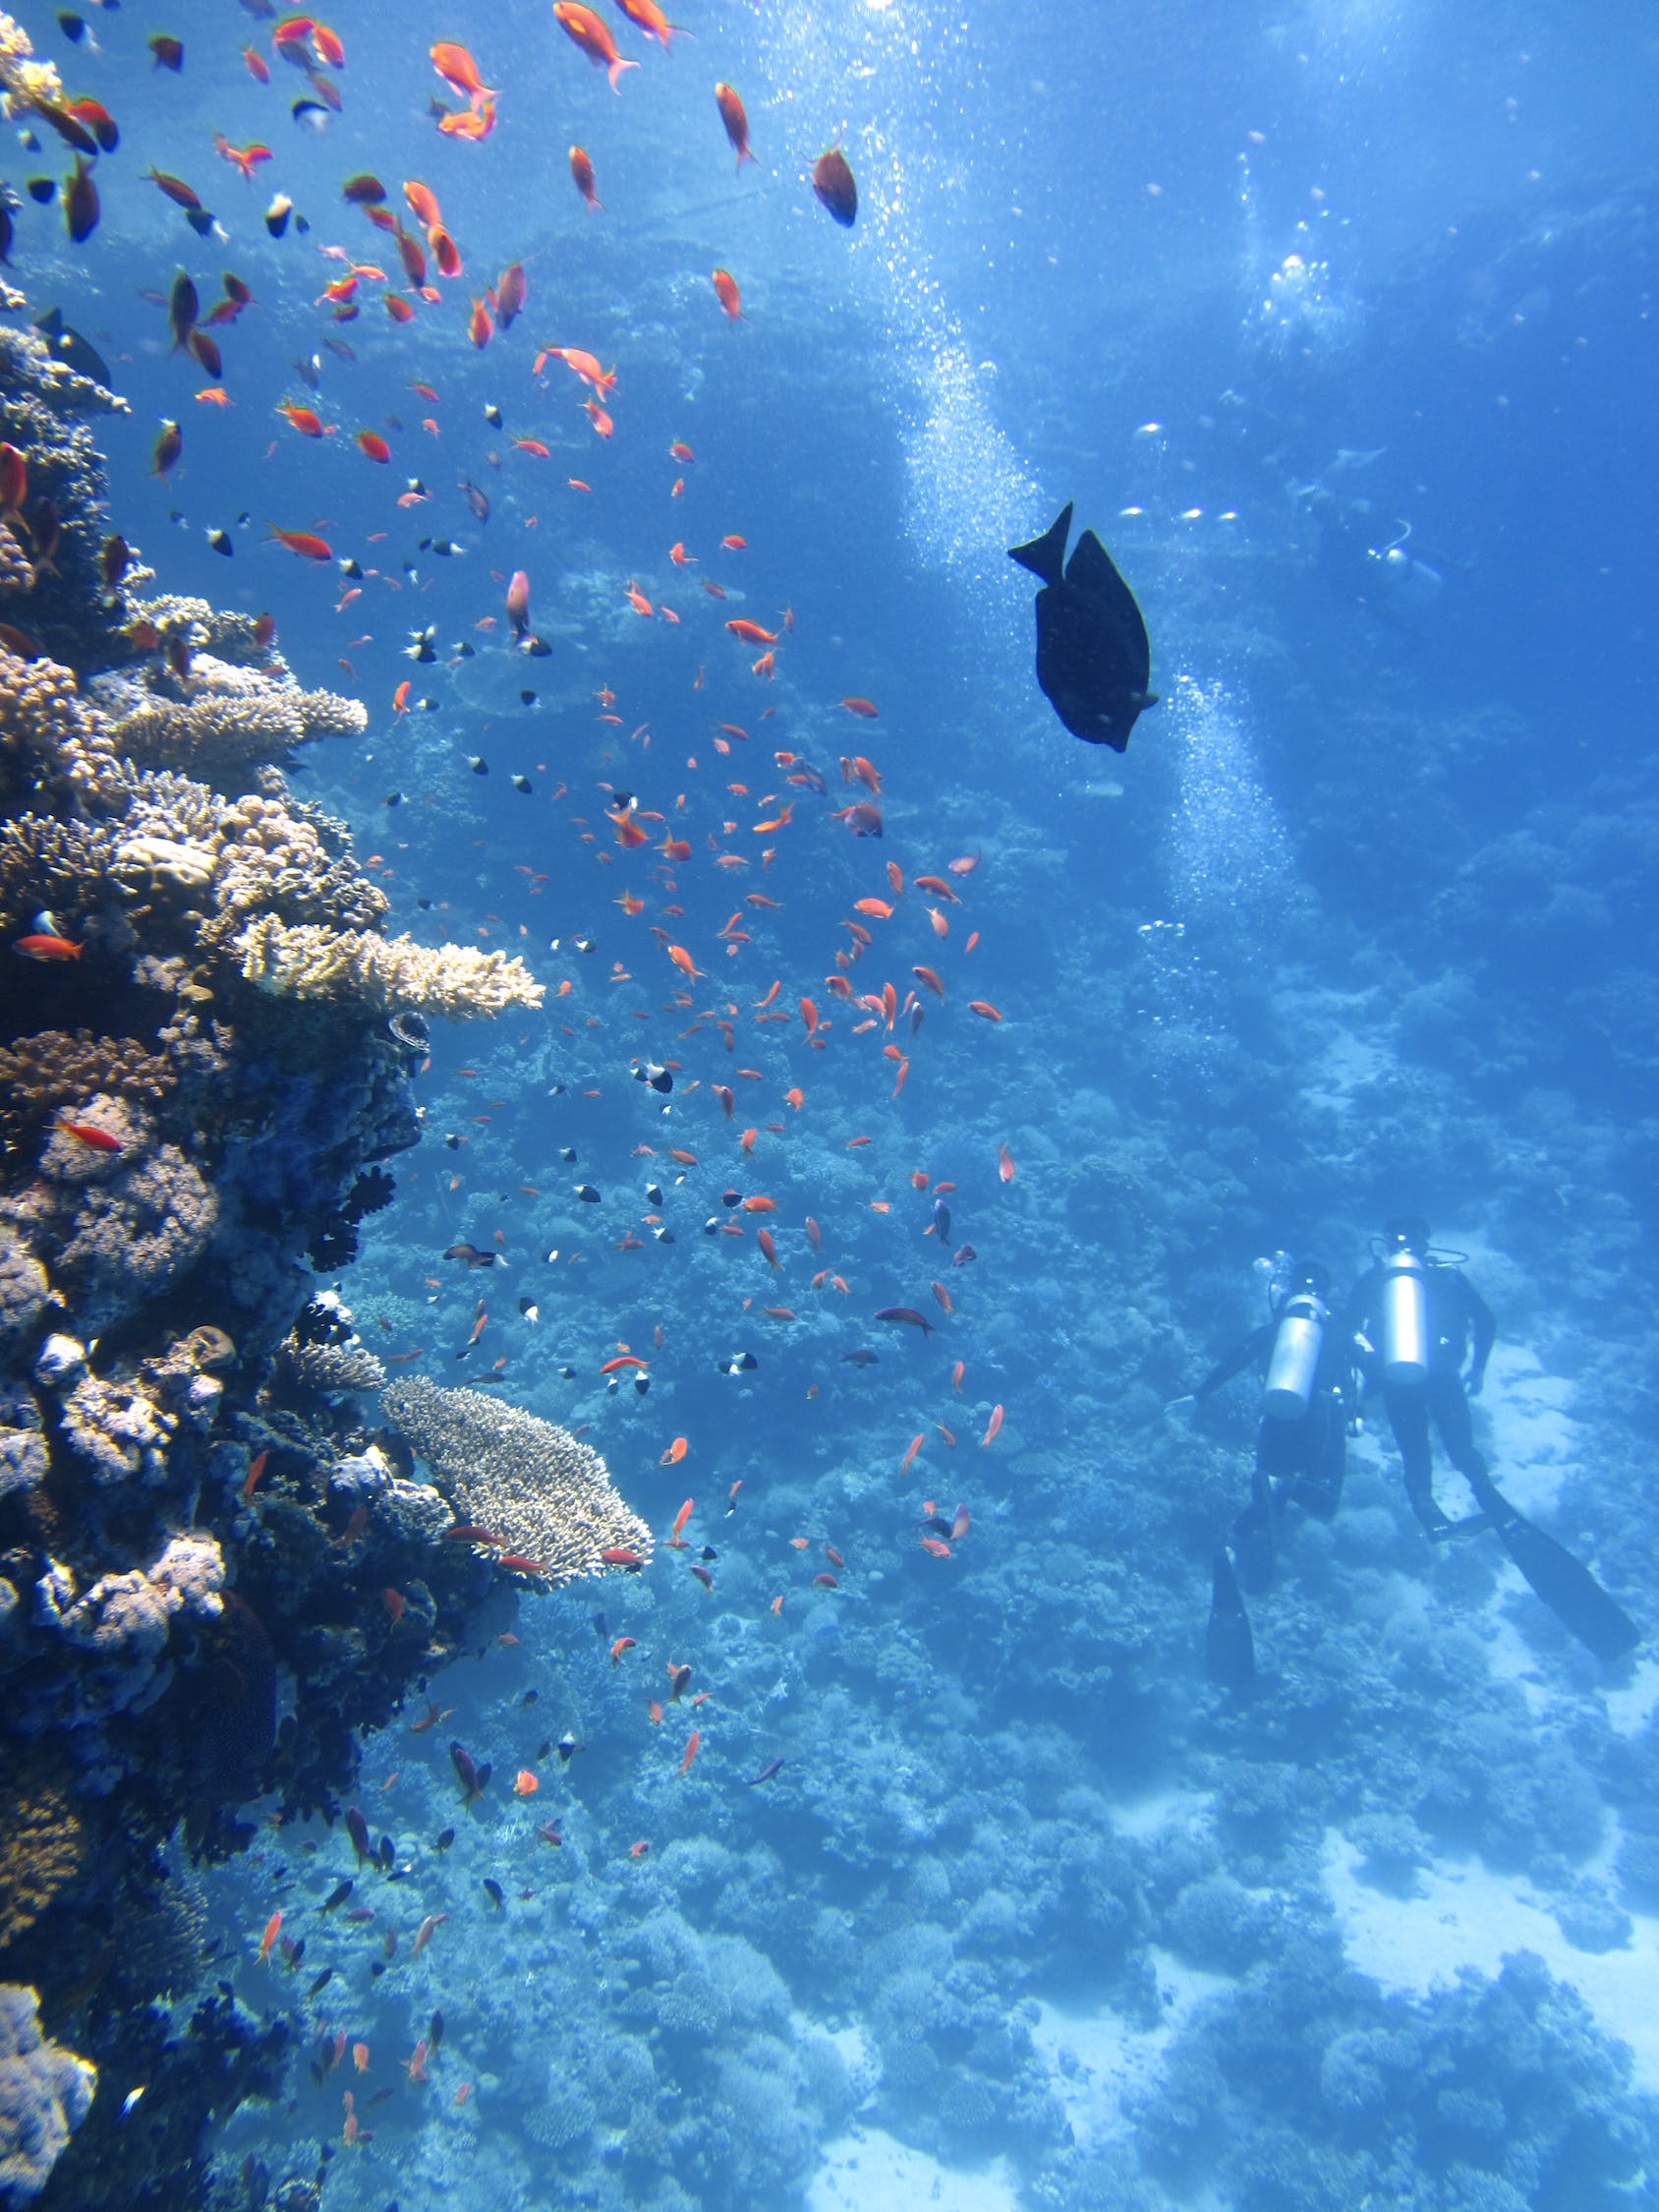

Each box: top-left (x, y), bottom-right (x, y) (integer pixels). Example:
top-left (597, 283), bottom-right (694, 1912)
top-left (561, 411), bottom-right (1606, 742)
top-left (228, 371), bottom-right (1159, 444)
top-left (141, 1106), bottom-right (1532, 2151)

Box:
top-left (238, 916), bottom-right (544, 1019)
top-left (0, 285), bottom-right (564, 2210)
top-left (380, 1376), bottom-right (652, 1580)
top-left (0, 1983), bottom-right (94, 2209)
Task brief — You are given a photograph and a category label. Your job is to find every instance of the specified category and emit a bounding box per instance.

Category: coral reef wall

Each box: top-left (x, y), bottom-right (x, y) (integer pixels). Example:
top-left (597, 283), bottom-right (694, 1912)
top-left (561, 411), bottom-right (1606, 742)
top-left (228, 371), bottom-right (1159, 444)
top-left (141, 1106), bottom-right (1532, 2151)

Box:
top-left (0, 307), bottom-right (552, 2207)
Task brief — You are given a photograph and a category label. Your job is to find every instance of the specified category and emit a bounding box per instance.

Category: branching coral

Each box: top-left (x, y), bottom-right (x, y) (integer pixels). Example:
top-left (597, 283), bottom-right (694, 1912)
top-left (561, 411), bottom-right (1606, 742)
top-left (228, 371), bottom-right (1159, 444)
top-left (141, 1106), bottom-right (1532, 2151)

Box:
top-left (94, 657), bottom-right (368, 790)
top-left (380, 1377), bottom-right (652, 1583)
top-left (0, 1981), bottom-right (95, 2207)
top-left (238, 916), bottom-right (544, 1019)
top-left (273, 1333), bottom-right (387, 1400)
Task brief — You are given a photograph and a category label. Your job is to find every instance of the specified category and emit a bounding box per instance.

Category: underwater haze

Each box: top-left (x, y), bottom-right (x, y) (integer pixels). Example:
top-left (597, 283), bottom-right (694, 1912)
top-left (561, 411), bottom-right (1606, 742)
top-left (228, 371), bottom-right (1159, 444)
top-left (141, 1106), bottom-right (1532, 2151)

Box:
top-left (2, 0), bottom-right (1659, 2208)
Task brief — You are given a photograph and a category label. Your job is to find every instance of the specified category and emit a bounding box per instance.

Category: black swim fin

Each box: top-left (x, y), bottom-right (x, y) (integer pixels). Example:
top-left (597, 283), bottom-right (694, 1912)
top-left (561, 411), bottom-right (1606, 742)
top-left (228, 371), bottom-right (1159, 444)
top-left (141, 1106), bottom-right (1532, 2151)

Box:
top-left (1008, 502), bottom-right (1072, 588)
top-left (1492, 1508), bottom-right (1639, 1660)
top-left (1205, 1544), bottom-right (1255, 1687)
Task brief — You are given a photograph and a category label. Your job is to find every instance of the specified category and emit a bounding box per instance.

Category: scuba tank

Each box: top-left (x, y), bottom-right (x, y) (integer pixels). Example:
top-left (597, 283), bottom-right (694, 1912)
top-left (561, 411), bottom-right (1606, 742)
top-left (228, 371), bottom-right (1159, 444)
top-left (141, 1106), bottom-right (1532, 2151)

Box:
top-left (1377, 1247), bottom-right (1430, 1386)
top-left (1263, 1290), bottom-right (1327, 1421)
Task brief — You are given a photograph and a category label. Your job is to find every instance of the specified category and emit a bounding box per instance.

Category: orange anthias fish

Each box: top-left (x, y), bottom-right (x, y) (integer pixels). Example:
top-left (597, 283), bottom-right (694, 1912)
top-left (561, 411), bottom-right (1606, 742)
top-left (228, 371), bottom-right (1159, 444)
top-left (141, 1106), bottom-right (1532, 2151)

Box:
top-left (552, 4), bottom-right (638, 91)
top-left (712, 268), bottom-right (745, 323)
top-left (430, 41), bottom-right (495, 103)
top-left (678, 1729), bottom-right (701, 1775)
top-left (714, 82), bottom-right (756, 169)
top-left (267, 524), bottom-right (331, 560)
top-left (614, 0), bottom-right (682, 49)
top-left (257, 1910), bottom-right (282, 1964)
top-left (568, 145), bottom-right (601, 210)
top-left (981, 1403), bottom-right (1004, 1446)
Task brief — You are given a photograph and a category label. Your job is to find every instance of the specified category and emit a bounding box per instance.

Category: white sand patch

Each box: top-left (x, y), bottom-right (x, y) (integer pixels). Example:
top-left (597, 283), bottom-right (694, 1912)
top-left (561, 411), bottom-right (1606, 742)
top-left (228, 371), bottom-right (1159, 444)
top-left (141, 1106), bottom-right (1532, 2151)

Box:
top-left (1603, 1657), bottom-right (1659, 1739)
top-left (1111, 1787), bottom-right (1211, 1841)
top-left (1031, 1949), bottom-right (1230, 2151)
top-left (1324, 1828), bottom-right (1659, 2088)
top-left (1481, 1347), bottom-right (1578, 1515)
top-left (807, 2129), bottom-right (1017, 2212)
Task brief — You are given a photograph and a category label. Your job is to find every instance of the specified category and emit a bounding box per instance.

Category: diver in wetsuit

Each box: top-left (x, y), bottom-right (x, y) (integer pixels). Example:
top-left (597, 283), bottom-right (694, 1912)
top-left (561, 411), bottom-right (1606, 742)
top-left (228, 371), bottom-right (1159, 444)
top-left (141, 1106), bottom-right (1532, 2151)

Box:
top-left (1345, 1214), bottom-right (1495, 1542)
top-left (1174, 1259), bottom-right (1355, 1589)
top-left (1346, 1213), bottom-right (1638, 1662)
top-left (1169, 1258), bottom-right (1359, 1684)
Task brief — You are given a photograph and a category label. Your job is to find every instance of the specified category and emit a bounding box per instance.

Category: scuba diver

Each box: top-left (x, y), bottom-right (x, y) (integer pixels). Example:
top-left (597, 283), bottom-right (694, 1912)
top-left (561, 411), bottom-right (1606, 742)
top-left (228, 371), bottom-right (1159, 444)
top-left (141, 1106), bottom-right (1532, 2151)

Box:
top-left (1168, 1256), bottom-right (1360, 1687)
top-left (1348, 1214), bottom-right (1638, 1660)
top-left (1346, 1214), bottom-right (1493, 1543)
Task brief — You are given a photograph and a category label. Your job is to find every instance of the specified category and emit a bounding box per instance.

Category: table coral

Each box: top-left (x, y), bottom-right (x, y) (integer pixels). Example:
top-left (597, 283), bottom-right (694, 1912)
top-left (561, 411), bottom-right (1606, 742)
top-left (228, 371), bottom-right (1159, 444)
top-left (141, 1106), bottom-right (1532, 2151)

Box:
top-left (380, 1376), bottom-right (653, 1583)
top-left (237, 915), bottom-right (545, 1018)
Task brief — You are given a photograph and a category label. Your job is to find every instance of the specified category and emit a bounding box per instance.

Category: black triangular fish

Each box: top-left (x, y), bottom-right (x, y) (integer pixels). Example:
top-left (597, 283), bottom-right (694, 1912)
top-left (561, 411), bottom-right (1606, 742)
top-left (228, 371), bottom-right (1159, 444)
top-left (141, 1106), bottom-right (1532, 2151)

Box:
top-left (31, 304), bottom-right (112, 388)
top-left (1009, 501), bottom-right (1157, 751)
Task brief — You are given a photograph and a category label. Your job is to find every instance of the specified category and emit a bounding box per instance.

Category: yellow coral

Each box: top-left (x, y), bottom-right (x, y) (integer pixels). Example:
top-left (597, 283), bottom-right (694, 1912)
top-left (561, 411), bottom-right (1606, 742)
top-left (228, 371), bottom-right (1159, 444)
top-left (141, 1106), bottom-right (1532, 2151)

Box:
top-left (0, 13), bottom-right (64, 118)
top-left (236, 916), bottom-right (544, 1019)
top-left (0, 1752), bottom-right (89, 1955)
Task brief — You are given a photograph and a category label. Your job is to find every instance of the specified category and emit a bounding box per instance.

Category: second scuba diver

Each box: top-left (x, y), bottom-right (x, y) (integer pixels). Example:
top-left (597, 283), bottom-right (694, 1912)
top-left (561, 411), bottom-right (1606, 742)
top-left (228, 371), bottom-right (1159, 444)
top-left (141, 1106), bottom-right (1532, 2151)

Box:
top-left (1168, 1255), bottom-right (1360, 1686)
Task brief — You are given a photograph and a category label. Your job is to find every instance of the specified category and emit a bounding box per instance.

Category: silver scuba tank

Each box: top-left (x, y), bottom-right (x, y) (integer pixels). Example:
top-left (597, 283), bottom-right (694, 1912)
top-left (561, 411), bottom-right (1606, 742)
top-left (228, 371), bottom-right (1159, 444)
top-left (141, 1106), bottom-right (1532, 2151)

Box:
top-left (1377, 1250), bottom-right (1430, 1385)
top-left (1263, 1292), bottom-right (1327, 1421)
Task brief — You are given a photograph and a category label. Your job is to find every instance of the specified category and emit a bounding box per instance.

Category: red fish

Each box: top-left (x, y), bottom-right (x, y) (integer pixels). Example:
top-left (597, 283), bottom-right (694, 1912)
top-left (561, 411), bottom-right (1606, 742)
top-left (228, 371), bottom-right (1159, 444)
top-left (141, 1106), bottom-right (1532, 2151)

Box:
top-left (614, 0), bottom-right (682, 48)
top-left (712, 268), bottom-right (745, 323)
top-left (714, 83), bottom-right (755, 168)
top-left (15, 933), bottom-right (83, 961)
top-left (58, 1120), bottom-right (121, 1153)
top-left (569, 145), bottom-right (601, 210)
top-left (266, 524), bottom-right (331, 560)
top-left (553, 5), bottom-right (637, 91)
top-left (813, 146), bottom-right (858, 227)
top-left (429, 41), bottom-right (495, 103)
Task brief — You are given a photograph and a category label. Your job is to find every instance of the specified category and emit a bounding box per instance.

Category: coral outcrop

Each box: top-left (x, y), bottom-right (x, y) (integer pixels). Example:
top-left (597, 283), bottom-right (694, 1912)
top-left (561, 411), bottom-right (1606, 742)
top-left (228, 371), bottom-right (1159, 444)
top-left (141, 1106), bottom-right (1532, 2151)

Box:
top-left (0, 1984), bottom-right (94, 2209)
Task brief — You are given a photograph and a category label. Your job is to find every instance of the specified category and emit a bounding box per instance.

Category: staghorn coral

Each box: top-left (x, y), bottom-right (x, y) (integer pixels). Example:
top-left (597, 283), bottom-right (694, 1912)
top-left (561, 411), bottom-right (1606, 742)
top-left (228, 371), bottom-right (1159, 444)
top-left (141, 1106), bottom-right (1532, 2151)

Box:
top-left (0, 1753), bottom-right (88, 1955)
top-left (0, 1981), bottom-right (95, 2208)
top-left (94, 656), bottom-right (368, 789)
top-left (238, 916), bottom-right (544, 1019)
top-left (380, 1376), bottom-right (652, 1584)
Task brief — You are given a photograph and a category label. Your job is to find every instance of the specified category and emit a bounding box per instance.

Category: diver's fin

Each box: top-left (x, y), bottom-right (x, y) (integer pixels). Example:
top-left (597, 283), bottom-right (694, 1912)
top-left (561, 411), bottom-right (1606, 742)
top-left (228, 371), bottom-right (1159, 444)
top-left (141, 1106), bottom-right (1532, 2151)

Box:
top-left (1205, 1544), bottom-right (1255, 1687)
top-left (1492, 1508), bottom-right (1640, 1660)
top-left (1008, 502), bottom-right (1072, 587)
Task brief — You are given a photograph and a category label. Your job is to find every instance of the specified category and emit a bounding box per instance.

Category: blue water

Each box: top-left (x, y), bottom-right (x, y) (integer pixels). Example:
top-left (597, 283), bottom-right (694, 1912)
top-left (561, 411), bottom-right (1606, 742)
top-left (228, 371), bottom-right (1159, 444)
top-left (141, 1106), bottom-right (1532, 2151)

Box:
top-left (12, 0), bottom-right (1659, 2204)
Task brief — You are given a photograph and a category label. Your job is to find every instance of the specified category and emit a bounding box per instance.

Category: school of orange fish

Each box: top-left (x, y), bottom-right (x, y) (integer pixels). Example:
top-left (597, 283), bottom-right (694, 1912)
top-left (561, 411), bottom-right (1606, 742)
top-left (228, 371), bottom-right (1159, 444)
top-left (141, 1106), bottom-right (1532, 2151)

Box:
top-left (26, 1), bottom-right (1032, 2138)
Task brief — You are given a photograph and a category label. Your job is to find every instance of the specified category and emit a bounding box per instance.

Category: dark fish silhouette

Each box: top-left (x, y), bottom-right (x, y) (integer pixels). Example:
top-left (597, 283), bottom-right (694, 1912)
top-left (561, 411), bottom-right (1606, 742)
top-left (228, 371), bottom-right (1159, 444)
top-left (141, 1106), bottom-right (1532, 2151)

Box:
top-left (32, 305), bottom-right (111, 387)
top-left (1009, 502), bottom-right (1156, 751)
